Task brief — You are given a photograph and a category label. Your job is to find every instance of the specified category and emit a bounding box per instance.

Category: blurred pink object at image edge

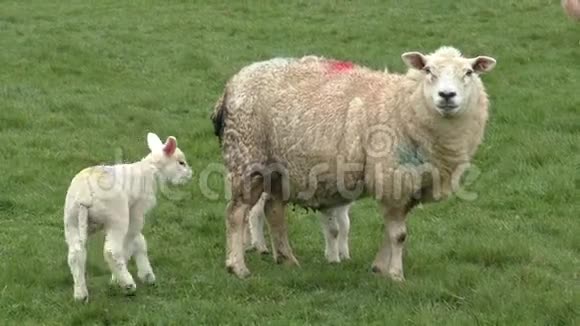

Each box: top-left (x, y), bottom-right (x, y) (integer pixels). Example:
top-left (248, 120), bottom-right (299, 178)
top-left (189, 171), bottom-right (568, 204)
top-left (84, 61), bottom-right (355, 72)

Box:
top-left (562, 0), bottom-right (580, 21)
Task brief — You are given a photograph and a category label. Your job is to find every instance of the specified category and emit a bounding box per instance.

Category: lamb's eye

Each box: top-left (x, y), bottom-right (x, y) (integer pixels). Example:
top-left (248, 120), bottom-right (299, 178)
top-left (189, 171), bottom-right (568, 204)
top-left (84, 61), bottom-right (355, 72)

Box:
top-left (465, 70), bottom-right (474, 77)
top-left (178, 161), bottom-right (186, 166)
top-left (423, 67), bottom-right (432, 74)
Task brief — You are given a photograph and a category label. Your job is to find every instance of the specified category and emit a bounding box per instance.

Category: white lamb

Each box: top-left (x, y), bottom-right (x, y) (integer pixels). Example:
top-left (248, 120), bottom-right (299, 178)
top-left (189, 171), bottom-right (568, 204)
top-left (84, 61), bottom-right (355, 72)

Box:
top-left (245, 192), bottom-right (352, 263)
top-left (63, 132), bottom-right (192, 302)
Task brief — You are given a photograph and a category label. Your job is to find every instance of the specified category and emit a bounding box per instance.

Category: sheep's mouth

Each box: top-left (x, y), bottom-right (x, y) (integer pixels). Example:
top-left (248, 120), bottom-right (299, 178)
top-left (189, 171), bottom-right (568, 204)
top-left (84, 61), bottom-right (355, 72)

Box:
top-left (436, 104), bottom-right (459, 110)
top-left (435, 104), bottom-right (460, 117)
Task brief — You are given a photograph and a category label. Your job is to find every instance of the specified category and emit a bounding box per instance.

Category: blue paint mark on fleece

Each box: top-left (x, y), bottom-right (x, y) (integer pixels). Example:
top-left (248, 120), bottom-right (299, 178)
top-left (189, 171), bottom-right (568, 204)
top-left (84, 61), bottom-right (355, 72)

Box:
top-left (397, 143), bottom-right (425, 166)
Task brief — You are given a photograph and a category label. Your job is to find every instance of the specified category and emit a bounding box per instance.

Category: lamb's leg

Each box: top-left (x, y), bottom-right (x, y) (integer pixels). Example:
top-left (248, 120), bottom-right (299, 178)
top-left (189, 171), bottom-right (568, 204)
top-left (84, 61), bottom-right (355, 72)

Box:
top-left (131, 233), bottom-right (156, 285)
top-left (319, 210), bottom-right (340, 263)
top-left (248, 193), bottom-right (269, 254)
top-left (65, 223), bottom-right (88, 302)
top-left (335, 205), bottom-right (351, 261)
top-left (109, 237), bottom-right (134, 286)
top-left (371, 206), bottom-right (407, 281)
top-left (225, 198), bottom-right (251, 278)
top-left (104, 218), bottom-right (136, 294)
top-left (264, 198), bottom-right (299, 266)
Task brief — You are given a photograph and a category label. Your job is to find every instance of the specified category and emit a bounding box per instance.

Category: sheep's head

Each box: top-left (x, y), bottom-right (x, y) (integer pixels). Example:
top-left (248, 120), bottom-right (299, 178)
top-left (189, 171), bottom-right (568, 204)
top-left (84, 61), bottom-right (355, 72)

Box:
top-left (402, 46), bottom-right (496, 118)
top-left (146, 132), bottom-right (192, 185)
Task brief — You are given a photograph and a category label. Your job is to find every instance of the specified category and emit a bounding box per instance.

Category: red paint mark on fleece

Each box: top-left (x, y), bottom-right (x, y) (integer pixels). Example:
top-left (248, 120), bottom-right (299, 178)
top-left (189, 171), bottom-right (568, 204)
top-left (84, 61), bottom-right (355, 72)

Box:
top-left (328, 60), bottom-right (355, 73)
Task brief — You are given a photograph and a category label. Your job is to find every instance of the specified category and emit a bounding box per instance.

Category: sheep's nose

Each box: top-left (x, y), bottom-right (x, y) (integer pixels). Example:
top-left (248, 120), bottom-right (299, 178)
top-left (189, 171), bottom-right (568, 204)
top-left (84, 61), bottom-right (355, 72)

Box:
top-left (438, 91), bottom-right (456, 100)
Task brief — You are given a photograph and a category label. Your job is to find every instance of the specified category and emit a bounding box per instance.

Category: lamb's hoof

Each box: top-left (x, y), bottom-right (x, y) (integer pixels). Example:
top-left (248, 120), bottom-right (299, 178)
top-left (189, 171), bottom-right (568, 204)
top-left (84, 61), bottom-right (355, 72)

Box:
top-left (121, 283), bottom-right (137, 296)
top-left (325, 255), bottom-right (341, 264)
top-left (226, 264), bottom-right (250, 279)
top-left (256, 245), bottom-right (270, 255)
top-left (258, 249), bottom-right (270, 256)
top-left (74, 295), bottom-right (89, 304)
top-left (139, 272), bottom-right (156, 285)
top-left (73, 289), bottom-right (89, 303)
top-left (246, 243), bottom-right (270, 255)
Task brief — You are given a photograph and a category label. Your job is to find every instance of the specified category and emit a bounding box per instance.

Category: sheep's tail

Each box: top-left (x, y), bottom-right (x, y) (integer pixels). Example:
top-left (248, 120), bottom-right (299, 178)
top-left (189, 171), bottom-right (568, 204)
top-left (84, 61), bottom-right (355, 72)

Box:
top-left (210, 91), bottom-right (228, 144)
top-left (77, 204), bottom-right (89, 245)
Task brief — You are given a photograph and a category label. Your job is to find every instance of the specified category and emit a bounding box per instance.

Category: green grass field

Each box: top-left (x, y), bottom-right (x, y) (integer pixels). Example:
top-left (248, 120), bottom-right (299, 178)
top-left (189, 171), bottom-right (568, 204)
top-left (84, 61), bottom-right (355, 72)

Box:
top-left (1, 0), bottom-right (579, 324)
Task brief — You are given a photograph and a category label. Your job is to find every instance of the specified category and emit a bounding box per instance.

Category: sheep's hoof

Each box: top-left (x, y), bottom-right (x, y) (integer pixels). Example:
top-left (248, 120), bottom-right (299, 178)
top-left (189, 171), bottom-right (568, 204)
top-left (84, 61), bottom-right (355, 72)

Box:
top-left (371, 264), bottom-right (387, 275)
top-left (139, 272), bottom-right (156, 285)
top-left (226, 264), bottom-right (250, 279)
top-left (339, 251), bottom-right (351, 261)
top-left (276, 254), bottom-right (300, 267)
top-left (122, 283), bottom-right (137, 296)
top-left (388, 270), bottom-right (405, 282)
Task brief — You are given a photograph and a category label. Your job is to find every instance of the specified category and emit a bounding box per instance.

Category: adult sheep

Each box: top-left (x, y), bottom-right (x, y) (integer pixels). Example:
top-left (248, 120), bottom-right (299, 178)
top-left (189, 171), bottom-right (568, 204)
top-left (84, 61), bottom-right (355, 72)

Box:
top-left (211, 46), bottom-right (496, 280)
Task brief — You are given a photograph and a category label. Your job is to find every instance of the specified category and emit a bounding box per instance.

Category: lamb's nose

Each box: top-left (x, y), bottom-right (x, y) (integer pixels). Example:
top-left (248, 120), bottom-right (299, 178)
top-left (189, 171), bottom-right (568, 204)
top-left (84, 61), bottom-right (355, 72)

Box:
top-left (438, 91), bottom-right (456, 100)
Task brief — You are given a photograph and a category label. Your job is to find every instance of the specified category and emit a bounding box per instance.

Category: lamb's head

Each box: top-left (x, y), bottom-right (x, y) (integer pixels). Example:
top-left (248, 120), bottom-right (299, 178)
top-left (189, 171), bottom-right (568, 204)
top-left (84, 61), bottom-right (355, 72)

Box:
top-left (402, 46), bottom-right (496, 117)
top-left (146, 132), bottom-right (192, 185)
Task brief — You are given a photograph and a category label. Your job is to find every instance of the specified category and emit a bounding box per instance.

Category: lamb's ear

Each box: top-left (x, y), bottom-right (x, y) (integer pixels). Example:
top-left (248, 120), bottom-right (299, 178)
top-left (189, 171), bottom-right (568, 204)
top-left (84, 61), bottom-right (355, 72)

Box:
top-left (471, 56), bottom-right (496, 74)
top-left (147, 132), bottom-right (163, 152)
top-left (401, 51), bottom-right (427, 70)
top-left (163, 136), bottom-right (177, 156)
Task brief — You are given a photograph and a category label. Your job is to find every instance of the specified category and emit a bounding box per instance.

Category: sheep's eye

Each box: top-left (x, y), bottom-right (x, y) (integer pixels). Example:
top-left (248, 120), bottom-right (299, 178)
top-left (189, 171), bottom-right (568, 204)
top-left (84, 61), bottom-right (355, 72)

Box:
top-left (465, 70), bottom-right (474, 77)
top-left (423, 67), bottom-right (432, 74)
top-left (178, 161), bottom-right (186, 166)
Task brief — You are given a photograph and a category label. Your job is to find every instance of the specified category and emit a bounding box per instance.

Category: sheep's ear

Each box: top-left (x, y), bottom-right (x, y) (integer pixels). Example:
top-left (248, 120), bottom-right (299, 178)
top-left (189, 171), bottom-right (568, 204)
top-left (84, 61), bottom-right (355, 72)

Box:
top-left (401, 51), bottom-right (427, 70)
top-left (147, 132), bottom-right (163, 152)
top-left (471, 56), bottom-right (496, 74)
top-left (163, 136), bottom-right (177, 156)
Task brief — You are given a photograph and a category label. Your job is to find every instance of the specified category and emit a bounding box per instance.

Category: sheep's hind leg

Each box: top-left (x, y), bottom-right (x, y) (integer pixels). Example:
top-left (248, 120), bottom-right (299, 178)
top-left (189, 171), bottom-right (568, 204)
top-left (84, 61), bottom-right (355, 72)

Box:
top-left (225, 198), bottom-right (252, 278)
top-left (265, 198), bottom-right (299, 266)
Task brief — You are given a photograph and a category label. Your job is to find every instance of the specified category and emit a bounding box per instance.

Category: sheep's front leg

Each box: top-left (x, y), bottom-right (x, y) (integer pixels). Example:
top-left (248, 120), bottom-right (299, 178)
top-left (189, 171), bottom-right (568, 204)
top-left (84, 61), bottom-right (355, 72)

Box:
top-left (371, 206), bottom-right (407, 282)
top-left (104, 217), bottom-right (136, 294)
